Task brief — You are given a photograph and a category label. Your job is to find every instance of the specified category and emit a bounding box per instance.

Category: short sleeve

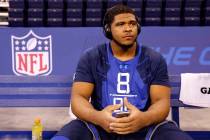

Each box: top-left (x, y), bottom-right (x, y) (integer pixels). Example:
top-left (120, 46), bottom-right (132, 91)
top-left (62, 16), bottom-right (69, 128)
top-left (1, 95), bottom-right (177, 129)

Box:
top-left (73, 51), bottom-right (95, 83)
top-left (151, 55), bottom-right (170, 87)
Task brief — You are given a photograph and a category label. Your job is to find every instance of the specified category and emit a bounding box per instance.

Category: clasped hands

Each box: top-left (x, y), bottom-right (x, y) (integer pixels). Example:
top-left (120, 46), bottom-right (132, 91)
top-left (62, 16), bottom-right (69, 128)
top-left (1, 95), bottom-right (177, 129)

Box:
top-left (98, 98), bottom-right (149, 134)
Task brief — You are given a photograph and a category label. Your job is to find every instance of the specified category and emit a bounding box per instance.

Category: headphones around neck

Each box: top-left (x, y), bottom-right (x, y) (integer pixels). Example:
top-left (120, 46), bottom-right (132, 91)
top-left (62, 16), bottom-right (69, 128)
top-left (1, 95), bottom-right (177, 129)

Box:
top-left (103, 13), bottom-right (141, 40)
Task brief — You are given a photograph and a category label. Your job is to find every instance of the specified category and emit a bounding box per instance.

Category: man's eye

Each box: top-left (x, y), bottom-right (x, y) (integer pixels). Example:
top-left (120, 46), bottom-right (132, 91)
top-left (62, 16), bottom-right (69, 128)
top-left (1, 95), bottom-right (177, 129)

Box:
top-left (130, 22), bottom-right (137, 26)
top-left (117, 23), bottom-right (124, 26)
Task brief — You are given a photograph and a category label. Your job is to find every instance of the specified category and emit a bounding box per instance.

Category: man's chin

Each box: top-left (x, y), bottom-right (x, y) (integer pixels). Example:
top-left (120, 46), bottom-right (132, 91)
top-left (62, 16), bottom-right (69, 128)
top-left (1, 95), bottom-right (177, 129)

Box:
top-left (119, 43), bottom-right (135, 50)
top-left (122, 42), bottom-right (134, 46)
top-left (112, 38), bottom-right (136, 50)
top-left (121, 40), bottom-right (136, 46)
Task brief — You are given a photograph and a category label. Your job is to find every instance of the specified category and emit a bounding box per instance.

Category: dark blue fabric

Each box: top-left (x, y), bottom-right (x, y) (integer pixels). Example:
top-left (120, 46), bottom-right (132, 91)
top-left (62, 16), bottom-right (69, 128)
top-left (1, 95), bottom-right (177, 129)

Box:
top-left (51, 136), bottom-right (70, 140)
top-left (52, 120), bottom-right (193, 140)
top-left (53, 120), bottom-right (148, 140)
top-left (152, 122), bottom-right (193, 140)
top-left (86, 122), bottom-right (101, 140)
top-left (53, 120), bottom-right (92, 140)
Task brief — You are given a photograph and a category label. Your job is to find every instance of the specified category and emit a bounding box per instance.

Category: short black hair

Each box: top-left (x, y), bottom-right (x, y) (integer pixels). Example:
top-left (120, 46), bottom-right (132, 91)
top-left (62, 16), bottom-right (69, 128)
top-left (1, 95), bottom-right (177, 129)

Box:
top-left (103, 4), bottom-right (138, 28)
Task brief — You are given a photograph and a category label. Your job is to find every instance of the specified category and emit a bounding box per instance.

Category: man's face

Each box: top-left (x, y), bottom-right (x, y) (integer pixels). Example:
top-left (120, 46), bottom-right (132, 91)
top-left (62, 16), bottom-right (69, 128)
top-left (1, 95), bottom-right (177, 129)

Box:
top-left (110, 13), bottom-right (138, 47)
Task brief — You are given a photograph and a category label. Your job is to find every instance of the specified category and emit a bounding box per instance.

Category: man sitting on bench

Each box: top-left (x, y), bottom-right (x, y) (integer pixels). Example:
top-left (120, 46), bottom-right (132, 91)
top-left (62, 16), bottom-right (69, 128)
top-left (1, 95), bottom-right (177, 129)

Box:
top-left (51, 4), bottom-right (193, 140)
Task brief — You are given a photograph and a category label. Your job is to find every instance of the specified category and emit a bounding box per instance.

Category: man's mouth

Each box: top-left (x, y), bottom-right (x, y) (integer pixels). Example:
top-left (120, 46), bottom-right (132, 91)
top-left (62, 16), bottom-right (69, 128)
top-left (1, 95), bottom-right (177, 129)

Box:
top-left (123, 35), bottom-right (134, 39)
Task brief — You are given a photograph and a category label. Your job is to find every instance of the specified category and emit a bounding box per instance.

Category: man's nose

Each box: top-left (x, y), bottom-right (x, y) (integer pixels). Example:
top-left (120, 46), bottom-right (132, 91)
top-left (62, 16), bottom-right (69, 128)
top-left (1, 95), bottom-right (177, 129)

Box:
top-left (124, 24), bottom-right (132, 31)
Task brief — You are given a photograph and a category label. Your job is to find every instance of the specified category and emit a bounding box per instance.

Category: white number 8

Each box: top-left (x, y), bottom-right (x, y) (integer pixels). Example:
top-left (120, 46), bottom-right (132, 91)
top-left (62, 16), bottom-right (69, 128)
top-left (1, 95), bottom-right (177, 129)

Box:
top-left (117, 73), bottom-right (130, 94)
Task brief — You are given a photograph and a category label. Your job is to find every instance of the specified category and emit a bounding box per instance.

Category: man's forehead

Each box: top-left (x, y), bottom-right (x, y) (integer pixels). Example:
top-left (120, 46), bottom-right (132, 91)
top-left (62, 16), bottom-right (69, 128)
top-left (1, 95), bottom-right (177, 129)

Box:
top-left (113, 13), bottom-right (136, 22)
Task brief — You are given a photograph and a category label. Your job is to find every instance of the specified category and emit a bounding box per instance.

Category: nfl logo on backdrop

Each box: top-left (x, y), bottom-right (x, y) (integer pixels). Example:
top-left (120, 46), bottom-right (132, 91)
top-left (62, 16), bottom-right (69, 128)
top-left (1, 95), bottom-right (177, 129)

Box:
top-left (11, 30), bottom-right (52, 76)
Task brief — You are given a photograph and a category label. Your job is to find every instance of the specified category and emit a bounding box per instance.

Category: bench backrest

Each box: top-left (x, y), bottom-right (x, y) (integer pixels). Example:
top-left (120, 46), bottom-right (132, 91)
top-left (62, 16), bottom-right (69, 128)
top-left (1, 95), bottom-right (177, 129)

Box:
top-left (0, 75), bottom-right (72, 107)
top-left (0, 75), bottom-right (182, 124)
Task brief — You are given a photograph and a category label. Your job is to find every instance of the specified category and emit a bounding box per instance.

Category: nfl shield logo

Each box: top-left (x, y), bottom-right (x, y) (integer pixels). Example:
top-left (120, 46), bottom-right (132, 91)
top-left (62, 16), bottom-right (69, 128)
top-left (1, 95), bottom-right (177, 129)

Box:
top-left (11, 30), bottom-right (52, 76)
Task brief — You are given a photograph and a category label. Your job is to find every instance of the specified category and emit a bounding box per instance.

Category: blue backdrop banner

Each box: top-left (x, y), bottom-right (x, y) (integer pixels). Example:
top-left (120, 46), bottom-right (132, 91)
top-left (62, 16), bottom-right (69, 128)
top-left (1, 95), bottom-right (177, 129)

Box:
top-left (0, 27), bottom-right (209, 76)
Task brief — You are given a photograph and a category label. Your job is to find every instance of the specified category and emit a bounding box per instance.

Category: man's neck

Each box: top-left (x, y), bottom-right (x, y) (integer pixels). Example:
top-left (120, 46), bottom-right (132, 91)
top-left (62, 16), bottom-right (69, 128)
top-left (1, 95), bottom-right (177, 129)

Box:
top-left (110, 41), bottom-right (137, 61)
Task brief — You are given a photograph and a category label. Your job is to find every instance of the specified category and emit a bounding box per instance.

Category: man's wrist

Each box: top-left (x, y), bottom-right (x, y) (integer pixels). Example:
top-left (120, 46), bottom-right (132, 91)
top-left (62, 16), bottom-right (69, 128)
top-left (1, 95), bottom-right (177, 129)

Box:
top-left (142, 111), bottom-right (155, 127)
top-left (88, 110), bottom-right (102, 126)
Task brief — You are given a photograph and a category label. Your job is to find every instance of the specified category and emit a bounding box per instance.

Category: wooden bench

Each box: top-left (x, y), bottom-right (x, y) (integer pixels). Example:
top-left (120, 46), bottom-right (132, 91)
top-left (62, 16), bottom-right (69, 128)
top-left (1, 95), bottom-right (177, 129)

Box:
top-left (0, 75), bottom-right (210, 140)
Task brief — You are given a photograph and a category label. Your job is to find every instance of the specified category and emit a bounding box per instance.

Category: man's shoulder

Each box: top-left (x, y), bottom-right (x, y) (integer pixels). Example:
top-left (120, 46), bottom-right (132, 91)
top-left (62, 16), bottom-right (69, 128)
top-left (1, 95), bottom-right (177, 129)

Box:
top-left (82, 43), bottom-right (106, 58)
top-left (141, 45), bottom-right (164, 63)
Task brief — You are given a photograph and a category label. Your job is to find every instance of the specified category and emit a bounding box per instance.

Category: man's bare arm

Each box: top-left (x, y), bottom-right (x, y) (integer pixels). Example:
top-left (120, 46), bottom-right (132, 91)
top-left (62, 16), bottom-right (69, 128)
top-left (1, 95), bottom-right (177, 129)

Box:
top-left (71, 82), bottom-right (99, 123)
top-left (144, 85), bottom-right (171, 125)
top-left (71, 82), bottom-right (121, 132)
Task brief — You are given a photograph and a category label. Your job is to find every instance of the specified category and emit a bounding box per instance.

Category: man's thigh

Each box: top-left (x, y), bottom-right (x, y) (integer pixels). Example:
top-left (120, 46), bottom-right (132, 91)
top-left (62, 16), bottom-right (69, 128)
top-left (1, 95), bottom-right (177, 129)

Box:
top-left (51, 120), bottom-right (93, 140)
top-left (152, 122), bottom-right (193, 140)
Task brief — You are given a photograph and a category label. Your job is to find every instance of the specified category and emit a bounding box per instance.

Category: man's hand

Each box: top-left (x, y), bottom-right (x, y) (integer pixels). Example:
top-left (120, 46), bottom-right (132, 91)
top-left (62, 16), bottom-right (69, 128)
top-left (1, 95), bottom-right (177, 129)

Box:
top-left (109, 98), bottom-right (148, 134)
top-left (97, 104), bottom-right (122, 133)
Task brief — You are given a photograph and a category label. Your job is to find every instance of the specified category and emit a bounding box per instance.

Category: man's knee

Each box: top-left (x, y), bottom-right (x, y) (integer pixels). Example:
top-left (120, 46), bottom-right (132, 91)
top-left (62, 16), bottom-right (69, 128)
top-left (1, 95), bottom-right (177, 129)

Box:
top-left (51, 136), bottom-right (70, 140)
top-left (51, 120), bottom-right (92, 140)
top-left (152, 122), bottom-right (193, 140)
